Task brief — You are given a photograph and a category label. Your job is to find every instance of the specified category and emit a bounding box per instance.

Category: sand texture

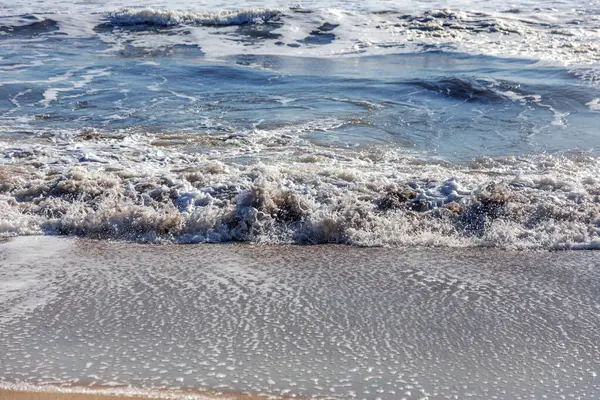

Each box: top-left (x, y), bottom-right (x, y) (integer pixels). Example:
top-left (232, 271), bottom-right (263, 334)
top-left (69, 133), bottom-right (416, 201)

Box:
top-left (2, 237), bottom-right (600, 399)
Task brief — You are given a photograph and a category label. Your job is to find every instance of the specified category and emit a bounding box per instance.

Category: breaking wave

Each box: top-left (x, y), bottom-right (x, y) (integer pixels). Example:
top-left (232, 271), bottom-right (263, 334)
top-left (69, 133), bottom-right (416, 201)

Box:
top-left (405, 77), bottom-right (518, 102)
top-left (106, 8), bottom-right (282, 27)
top-left (2, 3), bottom-right (600, 250)
top-left (2, 5), bottom-right (599, 71)
top-left (2, 132), bottom-right (600, 250)
top-left (95, 6), bottom-right (599, 81)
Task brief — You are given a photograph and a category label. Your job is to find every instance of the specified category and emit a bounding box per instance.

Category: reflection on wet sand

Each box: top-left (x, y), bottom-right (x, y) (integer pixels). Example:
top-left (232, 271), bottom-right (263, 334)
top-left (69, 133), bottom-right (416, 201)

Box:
top-left (1, 237), bottom-right (600, 399)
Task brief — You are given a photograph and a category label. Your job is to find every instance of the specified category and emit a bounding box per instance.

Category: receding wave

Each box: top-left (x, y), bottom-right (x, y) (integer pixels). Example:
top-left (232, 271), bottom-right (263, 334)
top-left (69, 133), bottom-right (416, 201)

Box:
top-left (106, 8), bottom-right (282, 27)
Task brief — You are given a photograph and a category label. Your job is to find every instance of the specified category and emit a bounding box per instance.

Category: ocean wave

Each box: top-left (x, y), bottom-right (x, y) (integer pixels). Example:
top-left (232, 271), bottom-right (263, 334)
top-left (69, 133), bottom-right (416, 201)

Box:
top-left (2, 133), bottom-right (600, 250)
top-left (405, 77), bottom-right (518, 102)
top-left (0, 17), bottom-right (59, 36)
top-left (3, 5), bottom-right (598, 71)
top-left (88, 6), bottom-right (600, 80)
top-left (106, 8), bottom-right (283, 27)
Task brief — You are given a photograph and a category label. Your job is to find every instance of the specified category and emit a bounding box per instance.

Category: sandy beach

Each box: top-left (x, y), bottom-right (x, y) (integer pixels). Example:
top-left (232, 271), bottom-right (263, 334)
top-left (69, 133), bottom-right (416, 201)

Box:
top-left (2, 237), bottom-right (600, 399)
top-left (0, 389), bottom-right (268, 400)
top-left (1, 390), bottom-right (150, 400)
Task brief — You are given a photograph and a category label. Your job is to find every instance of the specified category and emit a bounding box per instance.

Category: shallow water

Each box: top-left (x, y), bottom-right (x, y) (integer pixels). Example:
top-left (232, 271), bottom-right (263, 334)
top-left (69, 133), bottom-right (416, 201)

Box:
top-left (1, 237), bottom-right (600, 399)
top-left (1, 49), bottom-right (597, 160)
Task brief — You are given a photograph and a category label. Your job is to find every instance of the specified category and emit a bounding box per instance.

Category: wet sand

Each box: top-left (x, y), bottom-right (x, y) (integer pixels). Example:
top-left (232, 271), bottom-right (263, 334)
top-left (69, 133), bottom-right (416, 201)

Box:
top-left (1, 390), bottom-right (152, 400)
top-left (2, 237), bottom-right (600, 399)
top-left (0, 389), bottom-right (267, 400)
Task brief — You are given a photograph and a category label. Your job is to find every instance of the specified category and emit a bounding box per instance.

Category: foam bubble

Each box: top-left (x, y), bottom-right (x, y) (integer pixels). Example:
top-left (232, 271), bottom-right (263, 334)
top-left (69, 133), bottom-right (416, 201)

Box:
top-left (0, 237), bottom-right (73, 325)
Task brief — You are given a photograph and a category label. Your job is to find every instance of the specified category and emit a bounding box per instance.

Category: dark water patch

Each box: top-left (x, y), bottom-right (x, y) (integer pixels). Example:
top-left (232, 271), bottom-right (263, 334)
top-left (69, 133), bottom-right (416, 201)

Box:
top-left (317, 22), bottom-right (339, 32)
top-left (298, 32), bottom-right (336, 45)
top-left (417, 43), bottom-right (458, 52)
top-left (405, 76), bottom-right (515, 102)
top-left (231, 54), bottom-right (284, 70)
top-left (297, 22), bottom-right (339, 45)
top-left (375, 42), bottom-right (407, 49)
top-left (94, 22), bottom-right (180, 34)
top-left (117, 43), bottom-right (204, 58)
top-left (516, 18), bottom-right (555, 29)
top-left (291, 8), bottom-right (313, 14)
top-left (372, 10), bottom-right (400, 15)
top-left (0, 18), bottom-right (59, 37)
top-left (235, 23), bottom-right (282, 40)
top-left (73, 101), bottom-right (97, 110)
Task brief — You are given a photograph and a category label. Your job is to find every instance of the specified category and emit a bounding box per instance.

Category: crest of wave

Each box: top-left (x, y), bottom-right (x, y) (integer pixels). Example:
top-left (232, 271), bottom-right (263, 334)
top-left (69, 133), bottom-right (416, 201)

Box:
top-left (107, 8), bottom-right (283, 27)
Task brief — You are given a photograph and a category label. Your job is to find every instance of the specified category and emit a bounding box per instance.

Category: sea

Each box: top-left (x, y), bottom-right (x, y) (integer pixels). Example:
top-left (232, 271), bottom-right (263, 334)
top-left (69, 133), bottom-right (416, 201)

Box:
top-left (1, 0), bottom-right (600, 399)
top-left (1, 0), bottom-right (600, 249)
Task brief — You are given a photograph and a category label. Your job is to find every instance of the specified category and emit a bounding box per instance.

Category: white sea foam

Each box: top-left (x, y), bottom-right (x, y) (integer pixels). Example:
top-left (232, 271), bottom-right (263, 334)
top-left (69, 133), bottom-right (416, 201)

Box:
top-left (0, 237), bottom-right (73, 326)
top-left (97, 6), bottom-right (600, 71)
top-left (40, 88), bottom-right (60, 107)
top-left (2, 3), bottom-right (599, 71)
top-left (2, 126), bottom-right (600, 250)
top-left (1, 0), bottom-right (599, 250)
top-left (587, 98), bottom-right (600, 111)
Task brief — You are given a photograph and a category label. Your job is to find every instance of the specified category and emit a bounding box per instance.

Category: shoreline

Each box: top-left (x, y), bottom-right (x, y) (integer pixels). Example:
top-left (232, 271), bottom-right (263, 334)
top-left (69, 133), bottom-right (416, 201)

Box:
top-left (0, 387), bottom-right (274, 400)
top-left (0, 234), bottom-right (557, 252)
top-left (2, 236), bottom-right (600, 399)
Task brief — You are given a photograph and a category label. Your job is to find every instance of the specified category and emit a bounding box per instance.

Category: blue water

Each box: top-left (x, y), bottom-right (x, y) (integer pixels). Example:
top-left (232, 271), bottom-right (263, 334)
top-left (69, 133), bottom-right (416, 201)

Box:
top-left (1, 4), bottom-right (600, 249)
top-left (1, 37), bottom-right (598, 162)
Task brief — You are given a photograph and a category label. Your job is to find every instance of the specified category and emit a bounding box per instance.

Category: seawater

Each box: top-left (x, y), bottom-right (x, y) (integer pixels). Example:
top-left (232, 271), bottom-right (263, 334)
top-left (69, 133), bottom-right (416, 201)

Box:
top-left (1, 0), bottom-right (600, 248)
